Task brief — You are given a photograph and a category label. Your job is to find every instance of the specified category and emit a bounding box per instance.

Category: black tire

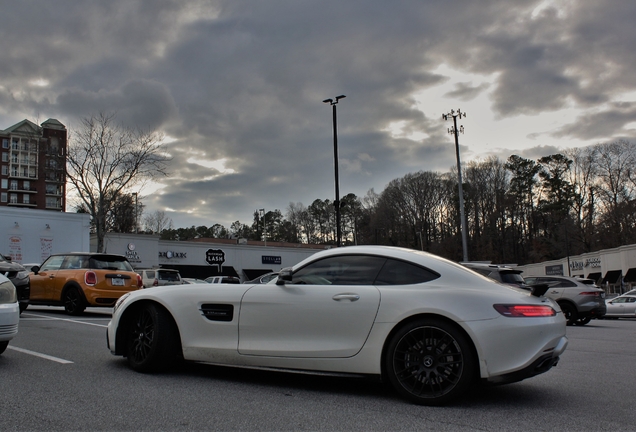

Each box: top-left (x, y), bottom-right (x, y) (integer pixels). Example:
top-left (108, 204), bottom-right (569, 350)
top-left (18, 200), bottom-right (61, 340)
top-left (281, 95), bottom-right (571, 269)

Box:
top-left (63, 287), bottom-right (86, 316)
top-left (385, 318), bottom-right (475, 405)
top-left (559, 303), bottom-right (577, 326)
top-left (126, 303), bottom-right (180, 372)
top-left (19, 303), bottom-right (28, 315)
top-left (574, 316), bottom-right (592, 326)
top-left (0, 341), bottom-right (8, 355)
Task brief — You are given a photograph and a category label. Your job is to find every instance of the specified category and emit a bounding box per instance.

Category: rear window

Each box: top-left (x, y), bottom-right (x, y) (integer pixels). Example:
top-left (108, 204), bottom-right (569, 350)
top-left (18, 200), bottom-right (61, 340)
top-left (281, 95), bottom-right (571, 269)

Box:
top-left (89, 255), bottom-right (133, 271)
top-left (158, 271), bottom-right (180, 281)
top-left (500, 272), bottom-right (525, 285)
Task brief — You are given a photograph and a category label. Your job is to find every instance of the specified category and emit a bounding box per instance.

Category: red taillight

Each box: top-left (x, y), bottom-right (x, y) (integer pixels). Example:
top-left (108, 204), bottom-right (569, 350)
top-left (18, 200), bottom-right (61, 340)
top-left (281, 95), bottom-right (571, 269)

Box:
top-left (579, 292), bottom-right (600, 297)
top-left (136, 274), bottom-right (143, 288)
top-left (153, 278), bottom-right (158, 286)
top-left (494, 304), bottom-right (556, 317)
top-left (85, 271), bottom-right (97, 286)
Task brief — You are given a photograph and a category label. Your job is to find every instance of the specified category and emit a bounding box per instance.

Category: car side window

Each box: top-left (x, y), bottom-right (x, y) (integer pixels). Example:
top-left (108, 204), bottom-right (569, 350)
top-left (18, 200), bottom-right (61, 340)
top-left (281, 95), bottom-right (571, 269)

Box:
top-left (374, 258), bottom-right (440, 285)
top-left (291, 255), bottom-right (386, 285)
top-left (628, 298), bottom-right (636, 303)
top-left (61, 256), bottom-right (82, 269)
top-left (40, 255), bottom-right (65, 271)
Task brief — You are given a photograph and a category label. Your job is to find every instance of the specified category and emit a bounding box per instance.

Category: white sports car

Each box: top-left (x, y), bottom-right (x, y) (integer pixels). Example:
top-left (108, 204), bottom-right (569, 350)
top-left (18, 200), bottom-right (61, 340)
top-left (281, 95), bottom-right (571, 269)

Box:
top-left (0, 274), bottom-right (20, 355)
top-left (107, 246), bottom-right (567, 405)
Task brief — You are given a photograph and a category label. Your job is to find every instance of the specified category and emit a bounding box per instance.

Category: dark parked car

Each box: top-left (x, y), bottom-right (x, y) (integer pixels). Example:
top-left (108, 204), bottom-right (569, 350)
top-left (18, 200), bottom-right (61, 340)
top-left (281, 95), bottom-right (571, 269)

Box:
top-left (0, 253), bottom-right (30, 314)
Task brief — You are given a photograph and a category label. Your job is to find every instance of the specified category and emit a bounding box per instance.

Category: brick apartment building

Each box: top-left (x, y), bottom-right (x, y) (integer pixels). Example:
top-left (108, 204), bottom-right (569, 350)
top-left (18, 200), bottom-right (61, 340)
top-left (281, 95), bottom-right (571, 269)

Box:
top-left (0, 119), bottom-right (67, 211)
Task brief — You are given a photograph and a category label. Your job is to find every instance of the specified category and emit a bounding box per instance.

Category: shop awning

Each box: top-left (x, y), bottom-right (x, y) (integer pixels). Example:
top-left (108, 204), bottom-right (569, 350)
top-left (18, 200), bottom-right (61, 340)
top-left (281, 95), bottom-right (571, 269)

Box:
top-left (602, 270), bottom-right (622, 284)
top-left (243, 269), bottom-right (273, 281)
top-left (623, 268), bottom-right (636, 283)
top-left (586, 272), bottom-right (602, 283)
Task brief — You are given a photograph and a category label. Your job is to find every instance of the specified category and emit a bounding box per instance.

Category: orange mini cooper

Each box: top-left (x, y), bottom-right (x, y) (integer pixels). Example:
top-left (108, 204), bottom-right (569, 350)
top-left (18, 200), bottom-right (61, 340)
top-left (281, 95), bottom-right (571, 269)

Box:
top-left (28, 253), bottom-right (142, 315)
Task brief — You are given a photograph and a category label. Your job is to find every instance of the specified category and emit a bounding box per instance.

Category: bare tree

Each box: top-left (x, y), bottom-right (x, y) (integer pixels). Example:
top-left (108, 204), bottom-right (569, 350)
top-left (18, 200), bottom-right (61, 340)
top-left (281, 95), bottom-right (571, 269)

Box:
top-left (143, 210), bottom-right (174, 234)
top-left (66, 113), bottom-right (170, 252)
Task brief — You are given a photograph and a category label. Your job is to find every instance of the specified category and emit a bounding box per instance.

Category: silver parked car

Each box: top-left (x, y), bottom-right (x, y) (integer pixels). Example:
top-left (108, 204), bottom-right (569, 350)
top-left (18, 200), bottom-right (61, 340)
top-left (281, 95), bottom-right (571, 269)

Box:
top-left (604, 294), bottom-right (636, 318)
top-left (523, 275), bottom-right (606, 326)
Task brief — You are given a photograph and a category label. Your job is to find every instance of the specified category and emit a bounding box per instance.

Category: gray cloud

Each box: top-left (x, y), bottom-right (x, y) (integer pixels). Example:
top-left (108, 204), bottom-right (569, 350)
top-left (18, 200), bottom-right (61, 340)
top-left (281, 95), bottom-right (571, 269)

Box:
top-left (2, 0), bottom-right (636, 228)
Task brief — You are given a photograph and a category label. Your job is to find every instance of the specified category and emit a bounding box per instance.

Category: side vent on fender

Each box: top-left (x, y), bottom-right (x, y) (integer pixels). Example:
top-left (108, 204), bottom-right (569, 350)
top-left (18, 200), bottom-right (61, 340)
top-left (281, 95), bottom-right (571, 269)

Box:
top-left (200, 304), bottom-right (234, 322)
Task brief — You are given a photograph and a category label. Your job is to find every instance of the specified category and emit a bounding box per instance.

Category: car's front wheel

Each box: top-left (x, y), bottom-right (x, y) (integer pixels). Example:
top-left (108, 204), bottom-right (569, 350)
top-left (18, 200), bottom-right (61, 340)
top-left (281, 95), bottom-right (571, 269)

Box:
top-left (126, 303), bottom-right (180, 372)
top-left (63, 287), bottom-right (86, 315)
top-left (385, 318), bottom-right (475, 405)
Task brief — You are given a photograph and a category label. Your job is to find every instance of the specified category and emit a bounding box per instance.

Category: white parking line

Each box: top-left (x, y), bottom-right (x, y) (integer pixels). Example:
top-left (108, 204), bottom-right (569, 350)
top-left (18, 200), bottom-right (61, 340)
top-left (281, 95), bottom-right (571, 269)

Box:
top-left (8, 346), bottom-right (74, 364)
top-left (21, 313), bottom-right (109, 328)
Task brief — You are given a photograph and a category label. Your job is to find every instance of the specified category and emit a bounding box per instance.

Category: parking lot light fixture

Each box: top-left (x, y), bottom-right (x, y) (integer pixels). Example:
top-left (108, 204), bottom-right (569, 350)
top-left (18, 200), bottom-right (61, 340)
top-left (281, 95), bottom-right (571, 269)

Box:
top-left (323, 95), bottom-right (346, 247)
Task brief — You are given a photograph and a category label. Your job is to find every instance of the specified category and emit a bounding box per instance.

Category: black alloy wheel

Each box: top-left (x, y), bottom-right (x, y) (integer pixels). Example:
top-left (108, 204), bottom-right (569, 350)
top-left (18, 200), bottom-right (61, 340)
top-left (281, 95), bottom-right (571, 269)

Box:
top-left (63, 287), bottom-right (86, 316)
top-left (126, 303), bottom-right (180, 372)
top-left (559, 303), bottom-right (577, 326)
top-left (385, 318), bottom-right (475, 405)
top-left (574, 316), bottom-right (592, 326)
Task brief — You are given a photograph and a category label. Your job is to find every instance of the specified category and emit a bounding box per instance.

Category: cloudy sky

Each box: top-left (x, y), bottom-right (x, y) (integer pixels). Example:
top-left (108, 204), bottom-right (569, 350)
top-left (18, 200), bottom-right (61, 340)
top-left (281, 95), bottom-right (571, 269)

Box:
top-left (2, 0), bottom-right (636, 229)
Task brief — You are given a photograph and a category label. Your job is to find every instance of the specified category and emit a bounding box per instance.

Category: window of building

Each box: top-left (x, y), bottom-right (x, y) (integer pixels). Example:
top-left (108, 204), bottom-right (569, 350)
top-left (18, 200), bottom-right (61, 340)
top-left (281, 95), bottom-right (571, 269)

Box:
top-left (10, 180), bottom-right (17, 190)
top-left (1, 152), bottom-right (7, 162)
top-left (0, 192), bottom-right (6, 202)
top-left (2, 166), bottom-right (8, 175)
top-left (1, 179), bottom-right (7, 189)
top-left (23, 194), bottom-right (29, 204)
top-left (23, 180), bottom-right (30, 191)
top-left (46, 196), bottom-right (59, 208)
top-left (2, 139), bottom-right (8, 149)
top-left (9, 193), bottom-right (17, 204)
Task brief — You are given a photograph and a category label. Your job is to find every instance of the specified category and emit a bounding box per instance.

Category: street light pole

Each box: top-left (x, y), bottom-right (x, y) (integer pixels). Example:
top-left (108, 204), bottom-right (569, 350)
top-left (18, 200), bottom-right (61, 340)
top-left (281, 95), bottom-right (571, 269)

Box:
top-left (323, 95), bottom-right (346, 247)
top-left (259, 208), bottom-right (266, 247)
top-left (443, 109), bottom-right (468, 262)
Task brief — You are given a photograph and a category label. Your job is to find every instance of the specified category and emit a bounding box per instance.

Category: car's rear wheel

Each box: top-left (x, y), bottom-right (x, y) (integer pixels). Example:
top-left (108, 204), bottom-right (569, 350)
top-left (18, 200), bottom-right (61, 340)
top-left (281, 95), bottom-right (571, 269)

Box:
top-left (385, 318), bottom-right (475, 405)
top-left (559, 303), bottom-right (577, 326)
top-left (63, 287), bottom-right (86, 315)
top-left (574, 316), bottom-right (591, 326)
top-left (0, 341), bottom-right (8, 355)
top-left (126, 303), bottom-right (180, 372)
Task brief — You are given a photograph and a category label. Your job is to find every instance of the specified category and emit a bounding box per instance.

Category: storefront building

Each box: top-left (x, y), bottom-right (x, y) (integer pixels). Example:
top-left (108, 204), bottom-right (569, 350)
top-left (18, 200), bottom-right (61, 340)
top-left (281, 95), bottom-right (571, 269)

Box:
top-left (96, 233), bottom-right (326, 282)
top-left (518, 243), bottom-right (636, 295)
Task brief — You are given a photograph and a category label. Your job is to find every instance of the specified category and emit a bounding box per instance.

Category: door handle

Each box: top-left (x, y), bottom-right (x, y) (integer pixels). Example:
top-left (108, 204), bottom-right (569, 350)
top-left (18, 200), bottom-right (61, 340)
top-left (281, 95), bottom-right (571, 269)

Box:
top-left (332, 294), bottom-right (360, 302)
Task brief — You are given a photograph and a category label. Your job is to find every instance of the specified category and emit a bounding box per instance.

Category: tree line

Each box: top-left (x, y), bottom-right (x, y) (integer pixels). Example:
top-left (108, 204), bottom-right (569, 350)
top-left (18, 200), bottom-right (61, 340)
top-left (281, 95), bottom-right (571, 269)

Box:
top-left (66, 114), bottom-right (636, 264)
top-left (147, 140), bottom-right (636, 265)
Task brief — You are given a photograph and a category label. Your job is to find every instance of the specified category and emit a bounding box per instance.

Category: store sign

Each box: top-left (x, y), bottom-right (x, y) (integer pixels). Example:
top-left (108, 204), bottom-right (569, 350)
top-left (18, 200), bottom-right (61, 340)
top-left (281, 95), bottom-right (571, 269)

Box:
top-left (570, 261), bottom-right (584, 271)
top-left (206, 248), bottom-right (225, 270)
top-left (262, 255), bottom-right (281, 265)
top-left (125, 243), bottom-right (141, 263)
top-left (159, 251), bottom-right (187, 259)
top-left (585, 258), bottom-right (601, 268)
top-left (545, 264), bottom-right (564, 276)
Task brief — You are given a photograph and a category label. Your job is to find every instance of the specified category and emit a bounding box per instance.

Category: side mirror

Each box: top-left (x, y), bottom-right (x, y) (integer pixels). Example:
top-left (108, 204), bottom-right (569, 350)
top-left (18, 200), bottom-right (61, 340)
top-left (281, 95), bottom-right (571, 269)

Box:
top-left (32, 265), bottom-right (40, 275)
top-left (276, 267), bottom-right (293, 285)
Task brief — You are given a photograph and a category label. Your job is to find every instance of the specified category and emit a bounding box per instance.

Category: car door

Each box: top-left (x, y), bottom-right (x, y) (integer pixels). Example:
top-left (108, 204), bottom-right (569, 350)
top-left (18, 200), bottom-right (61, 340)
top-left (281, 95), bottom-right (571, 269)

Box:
top-left (541, 277), bottom-right (568, 299)
top-left (238, 255), bottom-right (384, 358)
top-left (29, 255), bottom-right (66, 300)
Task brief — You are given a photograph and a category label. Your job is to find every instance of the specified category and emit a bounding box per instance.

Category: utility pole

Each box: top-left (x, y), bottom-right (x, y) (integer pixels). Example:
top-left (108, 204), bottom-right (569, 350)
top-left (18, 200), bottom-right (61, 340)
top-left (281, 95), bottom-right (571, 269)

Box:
top-left (443, 109), bottom-right (468, 262)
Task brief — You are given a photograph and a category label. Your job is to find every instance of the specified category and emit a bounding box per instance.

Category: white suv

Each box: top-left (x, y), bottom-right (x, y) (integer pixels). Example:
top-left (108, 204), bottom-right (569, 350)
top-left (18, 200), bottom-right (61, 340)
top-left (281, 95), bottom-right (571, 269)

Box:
top-left (138, 269), bottom-right (182, 288)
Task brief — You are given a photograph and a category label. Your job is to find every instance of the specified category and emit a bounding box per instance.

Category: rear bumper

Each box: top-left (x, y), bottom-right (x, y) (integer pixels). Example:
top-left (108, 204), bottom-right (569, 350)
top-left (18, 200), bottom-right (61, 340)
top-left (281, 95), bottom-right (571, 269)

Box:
top-left (485, 335), bottom-right (568, 385)
top-left (579, 305), bottom-right (607, 318)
